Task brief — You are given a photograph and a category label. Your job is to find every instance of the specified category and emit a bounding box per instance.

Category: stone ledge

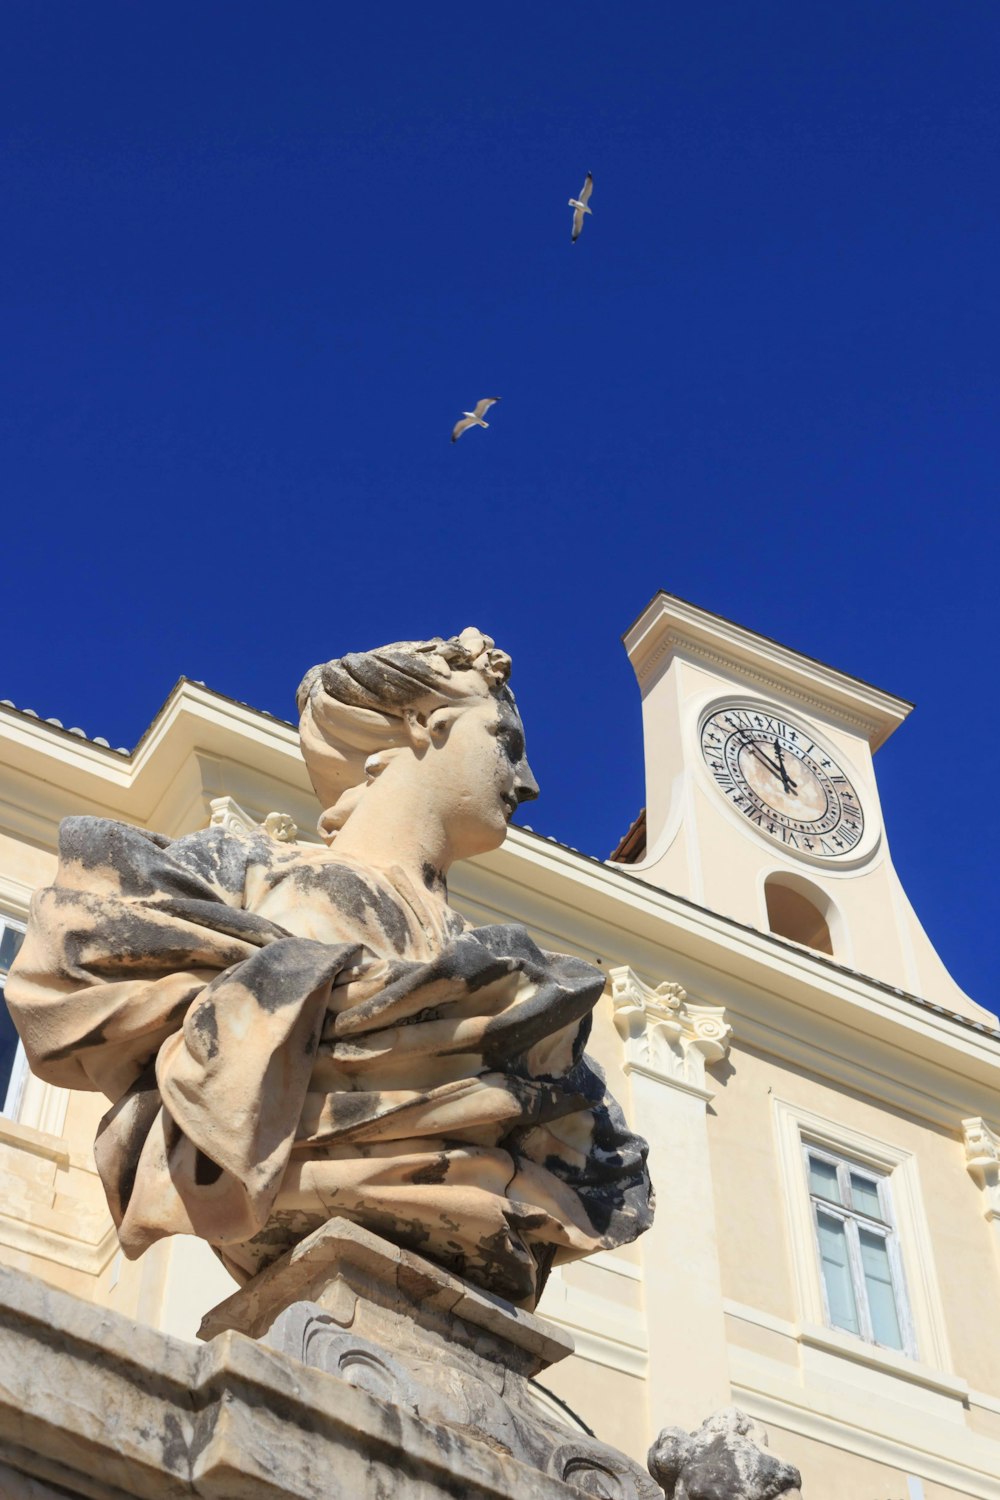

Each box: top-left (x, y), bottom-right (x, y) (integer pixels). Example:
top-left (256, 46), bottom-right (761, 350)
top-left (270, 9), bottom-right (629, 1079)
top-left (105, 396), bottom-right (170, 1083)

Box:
top-left (0, 1262), bottom-right (627, 1500)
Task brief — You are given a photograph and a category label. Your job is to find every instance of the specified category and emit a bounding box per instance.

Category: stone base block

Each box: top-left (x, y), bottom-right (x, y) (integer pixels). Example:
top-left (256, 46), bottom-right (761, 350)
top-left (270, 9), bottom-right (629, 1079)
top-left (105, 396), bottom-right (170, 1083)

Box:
top-left (0, 1238), bottom-right (660, 1500)
top-left (199, 1217), bottom-right (660, 1498)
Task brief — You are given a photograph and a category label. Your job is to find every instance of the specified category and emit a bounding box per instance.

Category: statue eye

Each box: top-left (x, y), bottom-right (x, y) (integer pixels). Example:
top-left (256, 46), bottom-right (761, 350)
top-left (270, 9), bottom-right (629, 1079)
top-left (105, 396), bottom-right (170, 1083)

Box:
top-left (498, 727), bottom-right (525, 764)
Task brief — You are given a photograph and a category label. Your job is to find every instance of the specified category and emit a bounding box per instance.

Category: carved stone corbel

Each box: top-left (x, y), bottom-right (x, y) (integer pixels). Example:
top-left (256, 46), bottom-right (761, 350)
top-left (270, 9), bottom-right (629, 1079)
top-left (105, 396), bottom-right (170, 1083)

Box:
top-left (962, 1117), bottom-right (1000, 1222)
top-left (610, 967), bottom-right (732, 1094)
top-left (208, 795), bottom-right (299, 842)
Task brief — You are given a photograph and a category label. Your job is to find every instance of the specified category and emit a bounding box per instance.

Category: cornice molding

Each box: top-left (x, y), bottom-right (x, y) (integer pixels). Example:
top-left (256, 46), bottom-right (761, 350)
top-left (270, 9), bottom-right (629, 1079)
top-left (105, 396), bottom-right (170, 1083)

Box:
top-left (609, 966), bottom-right (732, 1093)
top-left (0, 682), bottom-right (309, 825)
top-left (962, 1118), bottom-right (1000, 1223)
top-left (624, 593), bottom-right (911, 751)
top-left (638, 629), bottom-right (880, 739)
top-left (460, 831), bottom-right (999, 1077)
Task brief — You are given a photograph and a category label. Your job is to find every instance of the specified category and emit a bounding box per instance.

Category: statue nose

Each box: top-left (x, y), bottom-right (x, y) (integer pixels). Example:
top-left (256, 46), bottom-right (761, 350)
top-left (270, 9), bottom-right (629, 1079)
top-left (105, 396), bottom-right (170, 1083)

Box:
top-left (515, 762), bottom-right (540, 804)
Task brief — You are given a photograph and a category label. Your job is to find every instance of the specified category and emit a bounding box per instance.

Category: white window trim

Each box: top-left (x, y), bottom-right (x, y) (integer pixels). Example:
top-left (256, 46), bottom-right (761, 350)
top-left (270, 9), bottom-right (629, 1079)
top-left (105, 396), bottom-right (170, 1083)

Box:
top-left (0, 907), bottom-right (70, 1137)
top-left (1, 914), bottom-right (29, 1118)
top-left (773, 1096), bottom-right (952, 1374)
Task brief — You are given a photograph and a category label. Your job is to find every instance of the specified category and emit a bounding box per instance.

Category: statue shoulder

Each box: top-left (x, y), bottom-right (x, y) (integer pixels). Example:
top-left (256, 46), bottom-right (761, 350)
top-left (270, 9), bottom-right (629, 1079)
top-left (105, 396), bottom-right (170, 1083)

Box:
top-left (55, 816), bottom-right (270, 903)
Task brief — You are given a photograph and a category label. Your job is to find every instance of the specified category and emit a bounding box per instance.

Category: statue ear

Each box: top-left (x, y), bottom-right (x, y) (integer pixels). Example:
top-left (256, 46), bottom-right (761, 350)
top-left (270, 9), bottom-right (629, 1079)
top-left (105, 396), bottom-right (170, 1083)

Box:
top-left (403, 705), bottom-right (460, 752)
top-left (402, 707), bottom-right (434, 751)
top-left (426, 706), bottom-right (461, 744)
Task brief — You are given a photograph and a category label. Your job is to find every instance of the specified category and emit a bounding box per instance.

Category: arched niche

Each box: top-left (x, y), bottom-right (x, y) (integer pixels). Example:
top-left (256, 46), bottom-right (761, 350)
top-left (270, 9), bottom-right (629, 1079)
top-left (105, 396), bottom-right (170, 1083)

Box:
top-left (764, 873), bottom-right (839, 957)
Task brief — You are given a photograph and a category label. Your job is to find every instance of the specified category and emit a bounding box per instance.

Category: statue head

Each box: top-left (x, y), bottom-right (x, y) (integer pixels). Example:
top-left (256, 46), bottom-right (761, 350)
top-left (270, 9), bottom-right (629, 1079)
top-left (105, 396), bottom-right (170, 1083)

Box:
top-left (297, 627), bottom-right (539, 858)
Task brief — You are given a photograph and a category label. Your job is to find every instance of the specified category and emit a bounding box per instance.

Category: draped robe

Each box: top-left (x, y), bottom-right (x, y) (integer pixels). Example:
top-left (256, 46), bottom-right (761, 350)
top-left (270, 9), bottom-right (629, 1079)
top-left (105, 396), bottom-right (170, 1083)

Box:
top-left (7, 816), bottom-right (653, 1304)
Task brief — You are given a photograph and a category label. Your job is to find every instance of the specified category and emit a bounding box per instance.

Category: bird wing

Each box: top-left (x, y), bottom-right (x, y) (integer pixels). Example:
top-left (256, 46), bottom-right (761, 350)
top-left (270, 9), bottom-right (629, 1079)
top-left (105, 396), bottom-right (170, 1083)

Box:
top-left (572, 205), bottom-right (585, 241)
top-left (579, 173), bottom-right (593, 205)
top-left (473, 397), bottom-right (499, 419)
top-left (451, 416), bottom-right (475, 442)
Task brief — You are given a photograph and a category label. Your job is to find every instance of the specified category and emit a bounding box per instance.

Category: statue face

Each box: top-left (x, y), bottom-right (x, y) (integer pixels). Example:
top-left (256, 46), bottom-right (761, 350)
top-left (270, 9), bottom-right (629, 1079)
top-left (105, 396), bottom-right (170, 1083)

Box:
top-left (430, 693), bottom-right (539, 860)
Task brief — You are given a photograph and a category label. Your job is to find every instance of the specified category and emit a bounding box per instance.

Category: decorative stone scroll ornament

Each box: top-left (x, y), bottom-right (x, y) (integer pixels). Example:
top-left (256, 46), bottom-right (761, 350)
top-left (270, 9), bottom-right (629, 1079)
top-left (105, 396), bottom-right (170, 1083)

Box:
top-left (647, 1408), bottom-right (802, 1500)
top-left (610, 967), bottom-right (732, 1094)
top-left (962, 1117), bottom-right (1000, 1222)
top-left (7, 629), bottom-right (653, 1309)
top-left (208, 795), bottom-right (299, 843)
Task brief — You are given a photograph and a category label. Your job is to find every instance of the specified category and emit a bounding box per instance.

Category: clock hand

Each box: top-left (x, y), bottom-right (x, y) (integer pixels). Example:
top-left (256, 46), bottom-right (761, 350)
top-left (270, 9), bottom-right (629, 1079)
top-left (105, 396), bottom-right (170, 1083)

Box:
top-left (773, 738), bottom-right (798, 794)
top-left (736, 735), bottom-right (786, 784)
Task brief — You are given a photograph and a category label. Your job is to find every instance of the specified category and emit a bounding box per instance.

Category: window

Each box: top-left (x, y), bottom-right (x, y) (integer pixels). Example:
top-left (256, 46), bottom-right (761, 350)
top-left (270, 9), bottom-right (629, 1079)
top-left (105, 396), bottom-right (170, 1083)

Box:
top-left (773, 1098), bottom-right (952, 1375)
top-left (0, 916), bottom-right (27, 1118)
top-left (805, 1143), bottom-right (913, 1355)
top-left (765, 879), bottom-right (833, 954)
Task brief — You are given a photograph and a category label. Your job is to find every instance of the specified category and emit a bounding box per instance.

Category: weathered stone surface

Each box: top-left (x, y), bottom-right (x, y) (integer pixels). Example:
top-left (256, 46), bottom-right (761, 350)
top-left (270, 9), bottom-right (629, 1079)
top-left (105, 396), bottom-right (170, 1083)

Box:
top-left (199, 1217), bottom-right (661, 1499)
top-left (647, 1408), bottom-right (803, 1500)
top-left (0, 1258), bottom-right (655, 1499)
top-left (7, 629), bottom-right (652, 1307)
top-left (200, 1215), bottom-right (572, 1368)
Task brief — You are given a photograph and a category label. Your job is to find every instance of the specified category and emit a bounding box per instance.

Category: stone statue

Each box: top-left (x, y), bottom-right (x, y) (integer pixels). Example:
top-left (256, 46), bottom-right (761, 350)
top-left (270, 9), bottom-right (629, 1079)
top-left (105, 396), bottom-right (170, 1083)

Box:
top-left (647, 1409), bottom-right (803, 1500)
top-left (7, 629), bottom-right (653, 1305)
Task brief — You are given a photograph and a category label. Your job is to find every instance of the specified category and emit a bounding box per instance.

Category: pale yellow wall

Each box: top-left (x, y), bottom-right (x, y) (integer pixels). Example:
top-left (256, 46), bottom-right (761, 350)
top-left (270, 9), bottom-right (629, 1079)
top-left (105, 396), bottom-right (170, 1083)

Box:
top-left (707, 1042), bottom-right (799, 1325)
top-left (709, 1040), bottom-right (1000, 1395)
top-left (759, 1420), bottom-right (973, 1500)
top-left (538, 1354), bottom-right (648, 1465)
top-left (0, 829), bottom-right (53, 892)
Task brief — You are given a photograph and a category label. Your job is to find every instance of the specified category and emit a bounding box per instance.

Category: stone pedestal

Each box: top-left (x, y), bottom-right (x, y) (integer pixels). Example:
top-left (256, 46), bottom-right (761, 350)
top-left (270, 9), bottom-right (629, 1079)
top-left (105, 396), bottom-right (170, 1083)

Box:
top-left (0, 1228), bottom-right (663, 1500)
top-left (199, 1217), bottom-right (661, 1498)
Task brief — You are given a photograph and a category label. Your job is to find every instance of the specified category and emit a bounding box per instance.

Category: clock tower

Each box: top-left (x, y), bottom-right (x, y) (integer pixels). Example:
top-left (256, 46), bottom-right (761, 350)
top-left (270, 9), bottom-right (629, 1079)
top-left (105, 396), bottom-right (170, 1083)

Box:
top-left (619, 592), bottom-right (993, 1024)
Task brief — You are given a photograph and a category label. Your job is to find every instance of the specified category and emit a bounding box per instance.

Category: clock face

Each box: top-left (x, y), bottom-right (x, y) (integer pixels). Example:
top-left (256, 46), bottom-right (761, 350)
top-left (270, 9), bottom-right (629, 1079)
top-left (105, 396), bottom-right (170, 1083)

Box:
top-left (700, 704), bottom-right (865, 859)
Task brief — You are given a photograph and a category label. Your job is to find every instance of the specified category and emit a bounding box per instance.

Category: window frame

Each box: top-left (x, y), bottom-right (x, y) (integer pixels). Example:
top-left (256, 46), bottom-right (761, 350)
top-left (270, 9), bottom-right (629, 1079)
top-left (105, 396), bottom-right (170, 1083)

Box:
top-left (0, 914), bottom-right (28, 1119)
top-left (803, 1140), bottom-right (916, 1357)
top-left (772, 1096), bottom-right (952, 1375)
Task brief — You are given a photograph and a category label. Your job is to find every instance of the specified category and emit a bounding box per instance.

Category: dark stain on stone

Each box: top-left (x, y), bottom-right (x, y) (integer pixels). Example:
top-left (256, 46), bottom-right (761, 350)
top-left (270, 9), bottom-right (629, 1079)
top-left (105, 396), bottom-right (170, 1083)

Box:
top-left (323, 1090), bottom-right (384, 1129)
top-left (160, 1411), bottom-right (189, 1472)
top-left (269, 861), bottom-right (411, 954)
top-left (189, 999), bottom-right (219, 1060)
top-left (168, 826), bottom-right (261, 897)
top-left (59, 816), bottom-right (170, 898)
top-left (60, 905), bottom-right (250, 981)
top-left (409, 1152), bottom-right (450, 1186)
top-left (234, 938), bottom-right (359, 1015)
top-left (98, 1062), bottom-right (161, 1215)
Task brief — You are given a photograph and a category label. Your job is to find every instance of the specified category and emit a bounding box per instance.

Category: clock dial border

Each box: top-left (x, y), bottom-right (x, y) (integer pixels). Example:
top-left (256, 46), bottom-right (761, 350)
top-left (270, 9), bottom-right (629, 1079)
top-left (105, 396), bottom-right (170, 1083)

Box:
top-left (698, 701), bottom-right (872, 864)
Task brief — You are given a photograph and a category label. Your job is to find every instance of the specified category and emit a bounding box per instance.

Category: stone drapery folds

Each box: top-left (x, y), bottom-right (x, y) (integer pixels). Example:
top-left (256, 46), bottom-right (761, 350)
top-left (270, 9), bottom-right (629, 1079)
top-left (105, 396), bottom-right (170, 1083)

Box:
top-left (7, 629), bottom-right (653, 1306)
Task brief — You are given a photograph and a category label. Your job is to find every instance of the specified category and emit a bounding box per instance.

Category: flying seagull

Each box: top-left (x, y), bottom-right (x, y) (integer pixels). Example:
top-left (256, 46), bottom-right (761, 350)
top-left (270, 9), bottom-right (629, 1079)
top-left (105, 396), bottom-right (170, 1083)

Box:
top-left (569, 173), bottom-right (593, 242)
top-left (451, 397), bottom-right (500, 443)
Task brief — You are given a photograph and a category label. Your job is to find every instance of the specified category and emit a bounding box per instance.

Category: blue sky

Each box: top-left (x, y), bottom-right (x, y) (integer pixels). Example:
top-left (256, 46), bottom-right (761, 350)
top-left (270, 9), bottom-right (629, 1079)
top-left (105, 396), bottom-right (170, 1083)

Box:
top-left (2, 3), bottom-right (997, 1004)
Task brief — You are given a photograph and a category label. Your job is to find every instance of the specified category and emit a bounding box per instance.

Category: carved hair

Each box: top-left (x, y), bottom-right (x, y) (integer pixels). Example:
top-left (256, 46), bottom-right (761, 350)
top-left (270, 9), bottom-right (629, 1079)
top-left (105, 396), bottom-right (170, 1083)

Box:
top-left (297, 628), bottom-right (513, 832)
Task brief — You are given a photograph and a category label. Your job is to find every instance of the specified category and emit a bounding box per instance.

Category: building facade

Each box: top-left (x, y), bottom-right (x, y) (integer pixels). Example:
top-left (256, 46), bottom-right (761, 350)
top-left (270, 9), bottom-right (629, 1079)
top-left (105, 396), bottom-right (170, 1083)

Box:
top-left (1, 594), bottom-right (998, 1498)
